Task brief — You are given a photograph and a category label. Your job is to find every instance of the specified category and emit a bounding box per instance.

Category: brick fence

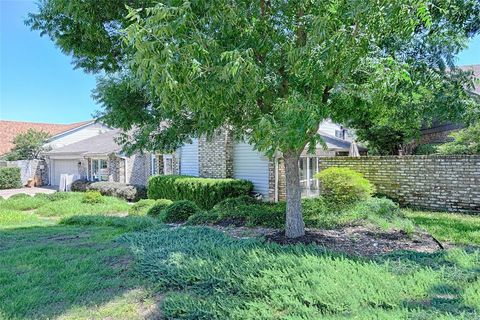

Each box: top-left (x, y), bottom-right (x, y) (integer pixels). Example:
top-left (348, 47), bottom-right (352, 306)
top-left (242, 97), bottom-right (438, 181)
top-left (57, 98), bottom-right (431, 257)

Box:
top-left (318, 155), bottom-right (480, 212)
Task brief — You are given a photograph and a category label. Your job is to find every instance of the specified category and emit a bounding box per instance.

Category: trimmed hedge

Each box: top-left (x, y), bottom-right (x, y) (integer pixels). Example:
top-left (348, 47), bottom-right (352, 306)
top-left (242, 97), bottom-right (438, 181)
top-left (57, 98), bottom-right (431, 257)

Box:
top-left (148, 175), bottom-right (254, 209)
top-left (0, 167), bottom-right (22, 189)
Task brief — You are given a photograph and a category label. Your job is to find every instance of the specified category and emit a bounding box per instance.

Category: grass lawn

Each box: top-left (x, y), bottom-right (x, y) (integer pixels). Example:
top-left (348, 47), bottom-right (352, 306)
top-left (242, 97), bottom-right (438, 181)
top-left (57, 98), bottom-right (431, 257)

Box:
top-left (0, 193), bottom-right (478, 319)
top-left (404, 209), bottom-right (480, 245)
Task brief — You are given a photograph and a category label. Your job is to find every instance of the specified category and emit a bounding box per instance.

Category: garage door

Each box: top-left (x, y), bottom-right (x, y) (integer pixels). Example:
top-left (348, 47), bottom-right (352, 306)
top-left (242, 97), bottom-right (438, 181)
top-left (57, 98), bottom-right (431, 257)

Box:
top-left (51, 159), bottom-right (80, 185)
top-left (233, 142), bottom-right (270, 198)
top-left (180, 139), bottom-right (199, 176)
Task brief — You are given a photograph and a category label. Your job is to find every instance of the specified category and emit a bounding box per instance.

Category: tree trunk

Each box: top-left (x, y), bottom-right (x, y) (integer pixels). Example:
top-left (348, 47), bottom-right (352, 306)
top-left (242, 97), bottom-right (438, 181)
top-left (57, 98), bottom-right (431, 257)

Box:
top-left (284, 151), bottom-right (305, 238)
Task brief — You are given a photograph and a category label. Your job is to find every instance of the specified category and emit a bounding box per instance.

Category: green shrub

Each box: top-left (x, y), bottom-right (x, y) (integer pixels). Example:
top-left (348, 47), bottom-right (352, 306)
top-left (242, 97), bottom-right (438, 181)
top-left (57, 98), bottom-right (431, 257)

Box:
top-left (71, 179), bottom-right (91, 192)
top-left (349, 197), bottom-right (402, 219)
top-left (160, 200), bottom-right (200, 223)
top-left (207, 196), bottom-right (285, 228)
top-left (82, 190), bottom-right (104, 204)
top-left (0, 167), bottom-right (22, 189)
top-left (46, 192), bottom-right (75, 201)
top-left (148, 175), bottom-right (253, 209)
top-left (60, 215), bottom-right (159, 231)
top-left (87, 181), bottom-right (147, 202)
top-left (302, 197), bottom-right (329, 221)
top-left (129, 199), bottom-right (157, 216)
top-left (186, 211), bottom-right (220, 225)
top-left (315, 167), bottom-right (374, 206)
top-left (147, 199), bottom-right (174, 217)
top-left (414, 143), bottom-right (439, 155)
top-left (8, 193), bottom-right (30, 200)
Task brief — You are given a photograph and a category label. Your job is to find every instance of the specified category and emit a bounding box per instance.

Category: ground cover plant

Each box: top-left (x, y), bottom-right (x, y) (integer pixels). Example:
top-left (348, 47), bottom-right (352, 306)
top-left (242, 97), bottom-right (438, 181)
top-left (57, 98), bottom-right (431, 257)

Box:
top-left (188, 195), bottom-right (415, 233)
top-left (121, 226), bottom-right (480, 319)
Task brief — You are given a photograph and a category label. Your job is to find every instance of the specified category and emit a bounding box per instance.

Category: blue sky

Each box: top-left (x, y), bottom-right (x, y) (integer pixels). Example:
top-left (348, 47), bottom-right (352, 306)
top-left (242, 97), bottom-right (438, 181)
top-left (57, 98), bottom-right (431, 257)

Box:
top-left (1, 1), bottom-right (479, 124)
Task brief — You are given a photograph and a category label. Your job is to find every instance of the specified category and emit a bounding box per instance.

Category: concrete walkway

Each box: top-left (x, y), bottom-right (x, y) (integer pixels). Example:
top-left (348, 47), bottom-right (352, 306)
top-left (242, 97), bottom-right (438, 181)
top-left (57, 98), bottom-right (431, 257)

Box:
top-left (0, 186), bottom-right (57, 199)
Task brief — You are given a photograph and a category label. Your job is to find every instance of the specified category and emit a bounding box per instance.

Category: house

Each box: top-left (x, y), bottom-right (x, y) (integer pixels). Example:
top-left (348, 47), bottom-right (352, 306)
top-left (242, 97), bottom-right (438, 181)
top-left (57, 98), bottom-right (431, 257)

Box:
top-left (0, 119), bottom-right (103, 156)
top-left (43, 130), bottom-right (153, 186)
top-left (153, 120), bottom-right (366, 201)
top-left (417, 64), bottom-right (480, 147)
top-left (42, 119), bottom-right (363, 199)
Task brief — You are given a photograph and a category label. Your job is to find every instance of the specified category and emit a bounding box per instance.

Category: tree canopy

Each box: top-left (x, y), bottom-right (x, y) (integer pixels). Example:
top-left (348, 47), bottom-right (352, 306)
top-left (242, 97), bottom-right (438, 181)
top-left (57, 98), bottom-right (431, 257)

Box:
top-left (5, 129), bottom-right (50, 161)
top-left (28, 0), bottom-right (480, 237)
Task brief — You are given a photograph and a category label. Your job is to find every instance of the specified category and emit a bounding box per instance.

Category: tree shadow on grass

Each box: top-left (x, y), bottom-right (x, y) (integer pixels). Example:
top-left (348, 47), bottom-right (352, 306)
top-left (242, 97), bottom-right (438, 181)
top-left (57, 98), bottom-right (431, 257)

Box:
top-left (0, 219), bottom-right (157, 320)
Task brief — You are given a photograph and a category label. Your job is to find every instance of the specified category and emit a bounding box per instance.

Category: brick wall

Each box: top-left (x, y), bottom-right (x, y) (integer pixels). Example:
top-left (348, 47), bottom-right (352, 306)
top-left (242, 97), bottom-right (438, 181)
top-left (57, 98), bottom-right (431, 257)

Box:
top-left (318, 155), bottom-right (480, 212)
top-left (198, 129), bottom-right (233, 178)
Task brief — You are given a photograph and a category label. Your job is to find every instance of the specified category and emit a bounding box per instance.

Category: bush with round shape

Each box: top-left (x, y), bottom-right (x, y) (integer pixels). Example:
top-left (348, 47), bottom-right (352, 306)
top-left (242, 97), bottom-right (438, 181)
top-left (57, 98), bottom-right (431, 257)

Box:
top-left (146, 199), bottom-right (174, 217)
top-left (0, 167), bottom-right (22, 189)
top-left (129, 199), bottom-right (157, 216)
top-left (87, 181), bottom-right (147, 202)
top-left (8, 193), bottom-right (31, 200)
top-left (160, 200), bottom-right (200, 223)
top-left (71, 179), bottom-right (92, 192)
top-left (315, 167), bottom-right (374, 207)
top-left (46, 192), bottom-right (75, 201)
top-left (82, 190), bottom-right (104, 204)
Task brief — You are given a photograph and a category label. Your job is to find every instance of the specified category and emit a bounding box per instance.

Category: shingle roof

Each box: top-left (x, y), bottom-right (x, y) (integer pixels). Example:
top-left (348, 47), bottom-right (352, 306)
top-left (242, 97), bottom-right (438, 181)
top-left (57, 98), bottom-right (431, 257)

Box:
top-left (44, 130), bottom-right (123, 156)
top-left (0, 120), bottom-right (92, 155)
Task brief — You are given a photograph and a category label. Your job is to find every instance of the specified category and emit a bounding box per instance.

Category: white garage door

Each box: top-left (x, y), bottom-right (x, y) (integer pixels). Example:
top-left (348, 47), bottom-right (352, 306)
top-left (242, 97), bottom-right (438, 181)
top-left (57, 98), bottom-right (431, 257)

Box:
top-left (180, 139), bottom-right (199, 176)
top-left (233, 142), bottom-right (270, 198)
top-left (51, 159), bottom-right (80, 185)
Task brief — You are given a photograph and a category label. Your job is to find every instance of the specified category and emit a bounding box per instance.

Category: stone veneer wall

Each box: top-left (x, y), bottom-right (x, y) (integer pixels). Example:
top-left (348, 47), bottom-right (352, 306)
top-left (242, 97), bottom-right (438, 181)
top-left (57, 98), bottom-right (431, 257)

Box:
top-left (198, 130), bottom-right (234, 178)
top-left (318, 155), bottom-right (480, 212)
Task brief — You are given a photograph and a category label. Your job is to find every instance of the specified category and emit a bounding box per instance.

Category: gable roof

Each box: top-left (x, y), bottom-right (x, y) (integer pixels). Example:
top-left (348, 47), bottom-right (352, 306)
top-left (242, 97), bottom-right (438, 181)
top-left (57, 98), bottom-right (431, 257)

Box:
top-left (0, 120), bottom-right (93, 156)
top-left (44, 130), bottom-right (123, 156)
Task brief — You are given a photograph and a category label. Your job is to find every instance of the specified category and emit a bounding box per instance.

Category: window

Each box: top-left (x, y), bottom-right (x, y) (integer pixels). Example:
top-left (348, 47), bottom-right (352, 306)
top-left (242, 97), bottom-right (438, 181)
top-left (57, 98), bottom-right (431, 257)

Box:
top-left (91, 159), bottom-right (108, 181)
top-left (335, 129), bottom-right (345, 140)
top-left (299, 157), bottom-right (320, 198)
top-left (163, 155), bottom-right (173, 175)
top-left (151, 154), bottom-right (158, 175)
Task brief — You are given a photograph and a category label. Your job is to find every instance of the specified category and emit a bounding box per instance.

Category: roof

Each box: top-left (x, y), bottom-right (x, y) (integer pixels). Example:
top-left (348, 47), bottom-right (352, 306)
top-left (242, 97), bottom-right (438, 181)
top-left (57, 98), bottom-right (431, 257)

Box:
top-left (0, 120), bottom-right (93, 155)
top-left (44, 130), bottom-right (123, 156)
top-left (318, 131), bottom-right (367, 151)
top-left (459, 64), bottom-right (480, 95)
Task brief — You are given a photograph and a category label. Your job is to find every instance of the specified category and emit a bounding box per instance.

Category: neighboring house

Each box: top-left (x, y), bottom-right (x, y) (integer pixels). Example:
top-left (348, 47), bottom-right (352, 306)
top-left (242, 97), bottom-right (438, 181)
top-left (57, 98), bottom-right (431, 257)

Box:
top-left (0, 120), bottom-right (99, 156)
top-left (43, 130), bottom-right (153, 186)
top-left (417, 64), bottom-right (480, 146)
top-left (153, 120), bottom-right (366, 202)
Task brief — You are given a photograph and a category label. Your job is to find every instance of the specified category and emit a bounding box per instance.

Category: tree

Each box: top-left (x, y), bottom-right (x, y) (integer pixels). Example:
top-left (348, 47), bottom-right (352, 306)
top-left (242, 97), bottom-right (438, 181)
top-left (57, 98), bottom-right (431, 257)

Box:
top-left (437, 122), bottom-right (480, 154)
top-left (5, 129), bottom-right (50, 160)
top-left (28, 0), bottom-right (480, 238)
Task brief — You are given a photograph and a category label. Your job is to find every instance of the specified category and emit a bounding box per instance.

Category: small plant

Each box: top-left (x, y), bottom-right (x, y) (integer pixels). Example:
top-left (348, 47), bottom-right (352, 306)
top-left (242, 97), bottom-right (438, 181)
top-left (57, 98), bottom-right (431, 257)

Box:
top-left (8, 193), bottom-right (30, 200)
top-left (160, 200), bottom-right (200, 223)
top-left (146, 199), bottom-right (174, 217)
top-left (0, 167), bottom-right (22, 189)
top-left (315, 167), bottom-right (374, 207)
top-left (82, 190), bottom-right (104, 204)
top-left (46, 192), bottom-right (74, 201)
top-left (129, 199), bottom-right (157, 216)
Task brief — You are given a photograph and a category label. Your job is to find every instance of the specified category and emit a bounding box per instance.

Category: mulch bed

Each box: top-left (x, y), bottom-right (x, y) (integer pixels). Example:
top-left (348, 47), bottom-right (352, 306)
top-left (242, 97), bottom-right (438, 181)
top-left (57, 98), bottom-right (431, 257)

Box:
top-left (265, 226), bottom-right (445, 256)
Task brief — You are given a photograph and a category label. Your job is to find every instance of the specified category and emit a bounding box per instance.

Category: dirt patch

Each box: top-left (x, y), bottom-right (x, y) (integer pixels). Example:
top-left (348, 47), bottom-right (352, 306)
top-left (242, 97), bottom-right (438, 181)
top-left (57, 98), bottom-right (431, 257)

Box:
top-left (265, 226), bottom-right (444, 256)
top-left (45, 232), bottom-right (91, 242)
